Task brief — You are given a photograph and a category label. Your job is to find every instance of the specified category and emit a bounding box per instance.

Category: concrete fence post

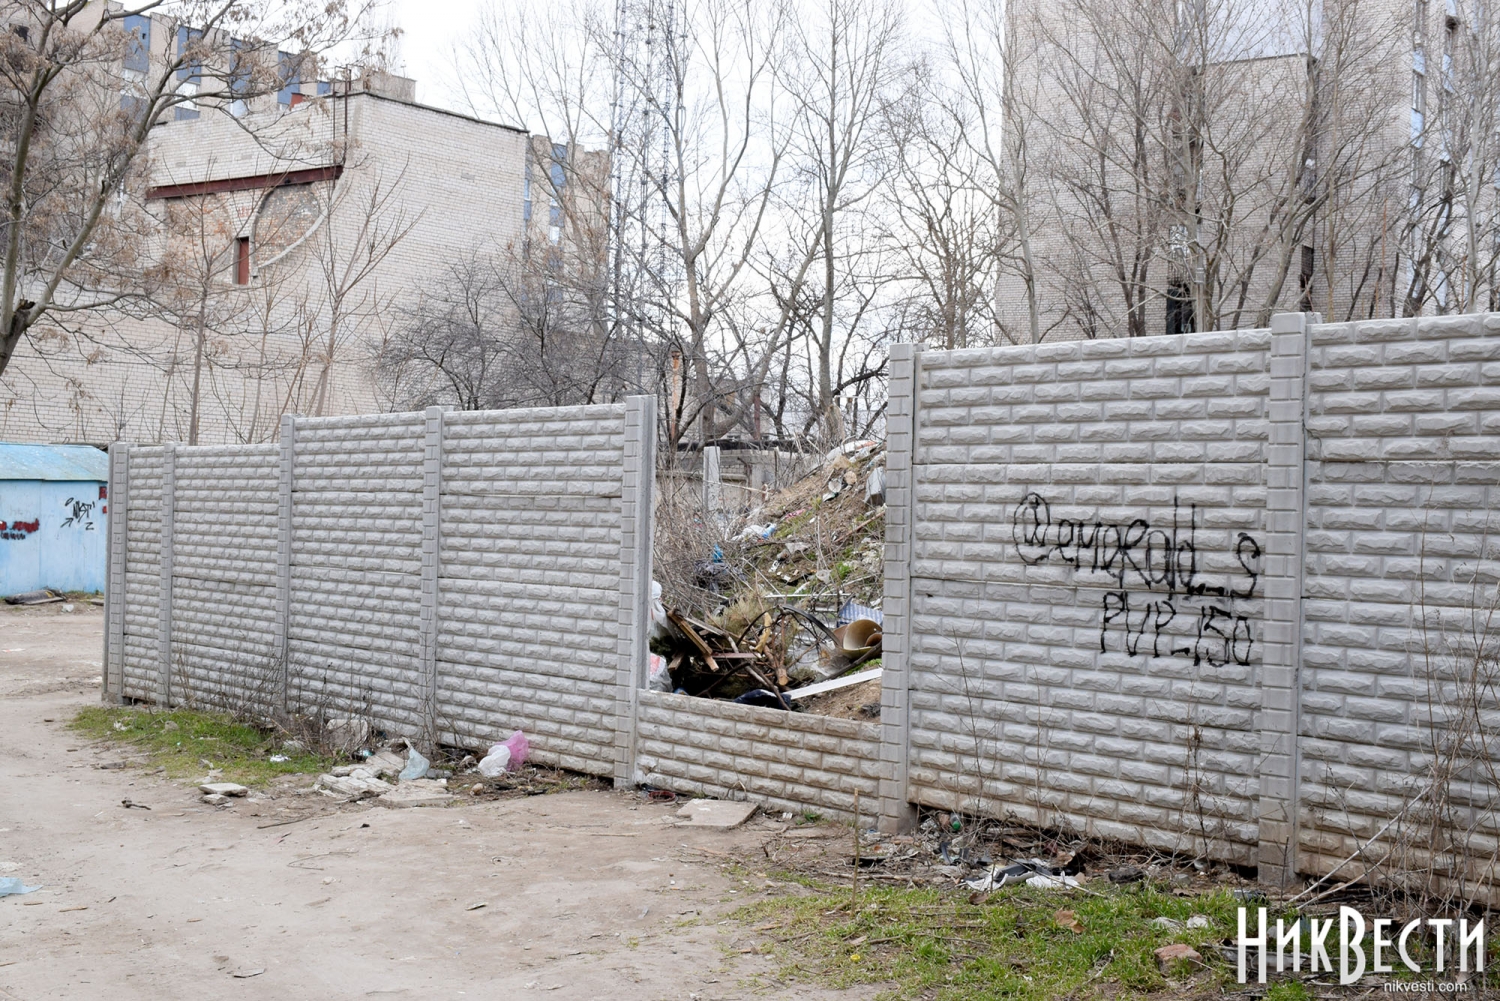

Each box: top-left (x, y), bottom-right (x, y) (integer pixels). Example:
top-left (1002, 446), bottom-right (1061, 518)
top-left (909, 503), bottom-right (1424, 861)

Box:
top-left (702, 443), bottom-right (722, 514)
top-left (274, 415), bottom-right (296, 715)
top-left (879, 342), bottom-right (922, 833)
top-left (1258, 311), bottom-right (1317, 884)
top-left (103, 442), bottom-right (129, 704)
top-left (615, 395), bottom-right (657, 787)
top-left (157, 443), bottom-right (177, 707)
top-left (419, 406), bottom-right (445, 747)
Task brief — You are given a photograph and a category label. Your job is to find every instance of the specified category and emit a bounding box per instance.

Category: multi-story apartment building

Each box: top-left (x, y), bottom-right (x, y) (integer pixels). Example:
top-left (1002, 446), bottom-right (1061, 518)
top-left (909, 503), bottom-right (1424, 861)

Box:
top-left (0, 9), bottom-right (604, 445)
top-left (998, 0), bottom-right (1496, 341)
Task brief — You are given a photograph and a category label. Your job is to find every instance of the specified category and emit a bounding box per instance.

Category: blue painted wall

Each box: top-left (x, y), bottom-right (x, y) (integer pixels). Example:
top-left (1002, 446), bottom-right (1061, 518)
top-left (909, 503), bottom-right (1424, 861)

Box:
top-left (0, 479), bottom-right (108, 594)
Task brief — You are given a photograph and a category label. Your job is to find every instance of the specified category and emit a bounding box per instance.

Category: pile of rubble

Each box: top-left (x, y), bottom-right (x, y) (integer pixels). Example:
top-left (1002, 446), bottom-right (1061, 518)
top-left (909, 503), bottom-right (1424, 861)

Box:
top-left (651, 441), bottom-right (889, 716)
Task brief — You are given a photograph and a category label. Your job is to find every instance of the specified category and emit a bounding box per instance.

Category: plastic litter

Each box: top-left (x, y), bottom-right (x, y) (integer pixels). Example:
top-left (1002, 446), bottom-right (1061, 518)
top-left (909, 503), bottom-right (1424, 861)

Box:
top-left (963, 859), bottom-right (1080, 892)
top-left (0, 878), bottom-right (40, 896)
top-left (647, 653), bottom-right (672, 693)
top-left (648, 581), bottom-right (671, 643)
top-left (477, 745), bottom-right (510, 777)
top-left (477, 730), bottom-right (528, 777)
top-left (269, 754), bottom-right (289, 763)
top-left (732, 688), bottom-right (789, 710)
top-left (500, 729), bottom-right (528, 767)
top-left (398, 747), bottom-right (431, 782)
top-left (836, 599), bottom-right (883, 628)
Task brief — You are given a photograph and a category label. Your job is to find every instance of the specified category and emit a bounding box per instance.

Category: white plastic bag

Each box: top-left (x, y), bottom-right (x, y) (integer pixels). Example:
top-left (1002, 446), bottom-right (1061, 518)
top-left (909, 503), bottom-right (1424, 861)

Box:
top-left (648, 653), bottom-right (672, 692)
top-left (477, 746), bottom-right (511, 777)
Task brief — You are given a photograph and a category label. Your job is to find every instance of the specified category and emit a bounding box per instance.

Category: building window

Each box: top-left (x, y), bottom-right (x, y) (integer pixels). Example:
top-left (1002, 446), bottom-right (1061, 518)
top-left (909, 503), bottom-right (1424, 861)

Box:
top-left (175, 25), bottom-right (201, 121)
top-left (1299, 245), bottom-right (1314, 311)
top-left (123, 14), bottom-right (150, 73)
top-left (1165, 281), bottom-right (1194, 336)
top-left (523, 158), bottom-right (532, 223)
top-left (234, 237), bottom-right (250, 285)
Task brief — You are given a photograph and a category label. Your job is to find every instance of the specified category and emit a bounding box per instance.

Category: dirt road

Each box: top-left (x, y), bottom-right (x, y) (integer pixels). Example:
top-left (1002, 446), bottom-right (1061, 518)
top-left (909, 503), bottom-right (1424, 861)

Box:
top-left (0, 602), bottom-right (867, 1000)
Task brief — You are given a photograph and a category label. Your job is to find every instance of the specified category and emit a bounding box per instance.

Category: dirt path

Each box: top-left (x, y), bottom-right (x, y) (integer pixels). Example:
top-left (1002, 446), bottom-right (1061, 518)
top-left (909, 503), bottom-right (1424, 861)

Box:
top-left (0, 603), bottom-right (870, 1000)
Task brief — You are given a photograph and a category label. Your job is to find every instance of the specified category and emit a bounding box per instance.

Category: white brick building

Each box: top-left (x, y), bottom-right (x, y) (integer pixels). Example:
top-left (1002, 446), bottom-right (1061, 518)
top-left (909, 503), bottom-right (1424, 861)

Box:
top-left (0, 11), bottom-right (590, 447)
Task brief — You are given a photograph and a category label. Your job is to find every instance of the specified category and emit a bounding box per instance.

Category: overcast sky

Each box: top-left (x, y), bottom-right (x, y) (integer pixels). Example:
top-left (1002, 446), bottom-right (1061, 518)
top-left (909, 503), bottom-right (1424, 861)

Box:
top-left (379, 0), bottom-right (486, 114)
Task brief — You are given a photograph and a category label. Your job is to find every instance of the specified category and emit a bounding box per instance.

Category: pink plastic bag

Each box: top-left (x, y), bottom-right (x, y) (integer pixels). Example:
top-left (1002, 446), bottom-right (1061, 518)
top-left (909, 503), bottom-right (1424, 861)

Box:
top-left (498, 730), bottom-right (528, 770)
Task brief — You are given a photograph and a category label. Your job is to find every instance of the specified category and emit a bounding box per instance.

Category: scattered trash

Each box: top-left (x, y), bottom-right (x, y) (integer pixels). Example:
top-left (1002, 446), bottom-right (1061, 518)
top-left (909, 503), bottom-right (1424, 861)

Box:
top-left (229, 968), bottom-right (265, 979)
top-left (199, 782), bottom-right (249, 798)
top-left (1154, 942), bottom-right (1204, 976)
top-left (646, 788), bottom-right (677, 804)
top-left (732, 688), bottom-right (789, 709)
top-left (1186, 914), bottom-right (1211, 929)
top-left (477, 731), bottom-right (528, 777)
top-left (836, 600), bottom-right (883, 628)
top-left (1107, 866), bottom-right (1144, 884)
top-left (1150, 916), bottom-right (1184, 932)
top-left (398, 747), bottom-right (431, 782)
top-left (1054, 909), bottom-right (1084, 933)
top-left (785, 667), bottom-right (881, 701)
top-left (1232, 888), bottom-right (1266, 902)
top-left (963, 859), bottom-right (1080, 892)
top-left (0, 878), bottom-right (40, 897)
top-left (466, 902), bottom-right (487, 911)
top-left (834, 618), bottom-right (882, 662)
top-left (269, 754), bottom-right (289, 763)
top-left (120, 799), bottom-right (150, 810)
top-left (864, 466), bottom-right (885, 506)
top-left (3, 589), bottom-right (63, 605)
top-left (477, 746), bottom-right (510, 777)
top-left (60, 603), bottom-right (75, 613)
top-left (647, 653), bottom-right (672, 692)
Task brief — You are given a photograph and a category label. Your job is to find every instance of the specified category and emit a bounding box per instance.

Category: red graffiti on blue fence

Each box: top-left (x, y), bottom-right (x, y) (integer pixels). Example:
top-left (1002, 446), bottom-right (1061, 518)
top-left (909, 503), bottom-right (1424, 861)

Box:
top-left (0, 518), bottom-right (40, 541)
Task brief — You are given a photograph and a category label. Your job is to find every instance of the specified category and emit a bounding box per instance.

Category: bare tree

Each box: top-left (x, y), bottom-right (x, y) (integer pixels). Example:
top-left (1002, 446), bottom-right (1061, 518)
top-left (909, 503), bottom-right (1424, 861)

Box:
top-left (774, 0), bottom-right (903, 439)
top-left (1017, 0), bottom-right (1403, 337)
top-left (1396, 0), bottom-right (1500, 315)
top-left (283, 167), bottom-right (414, 417)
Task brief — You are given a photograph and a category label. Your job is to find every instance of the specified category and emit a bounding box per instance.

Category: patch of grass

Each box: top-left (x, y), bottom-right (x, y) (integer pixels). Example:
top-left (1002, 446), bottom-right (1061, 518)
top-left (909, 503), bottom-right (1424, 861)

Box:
top-left (71, 705), bottom-right (333, 786)
top-left (738, 881), bottom-right (1262, 1001)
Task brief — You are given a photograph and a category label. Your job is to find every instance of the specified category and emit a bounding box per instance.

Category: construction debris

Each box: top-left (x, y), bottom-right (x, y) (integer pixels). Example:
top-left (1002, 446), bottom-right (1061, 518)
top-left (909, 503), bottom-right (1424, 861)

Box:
top-left (3, 589), bottom-right (63, 605)
top-left (651, 439), bottom-right (888, 716)
top-left (199, 782), bottom-right (249, 798)
top-left (674, 799), bottom-right (757, 829)
top-left (316, 770), bottom-right (393, 801)
top-left (376, 779), bottom-right (453, 809)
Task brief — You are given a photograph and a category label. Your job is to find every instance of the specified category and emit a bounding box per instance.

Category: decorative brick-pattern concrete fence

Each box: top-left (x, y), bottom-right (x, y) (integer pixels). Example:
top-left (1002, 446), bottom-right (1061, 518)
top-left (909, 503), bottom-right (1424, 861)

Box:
top-left (636, 691), bottom-right (881, 821)
top-left (102, 314), bottom-right (1500, 881)
top-left (103, 401), bottom-right (656, 778)
top-left (884, 311), bottom-right (1500, 885)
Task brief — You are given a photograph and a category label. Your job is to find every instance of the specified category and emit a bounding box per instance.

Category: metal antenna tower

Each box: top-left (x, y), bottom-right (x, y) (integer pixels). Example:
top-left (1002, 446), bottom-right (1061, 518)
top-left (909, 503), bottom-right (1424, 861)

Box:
top-left (610, 0), bottom-right (685, 391)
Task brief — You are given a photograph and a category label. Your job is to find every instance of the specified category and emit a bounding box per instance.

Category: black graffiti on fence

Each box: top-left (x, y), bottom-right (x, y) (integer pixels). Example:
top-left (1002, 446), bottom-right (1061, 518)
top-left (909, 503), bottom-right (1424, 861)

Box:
top-left (1010, 491), bottom-right (1262, 668)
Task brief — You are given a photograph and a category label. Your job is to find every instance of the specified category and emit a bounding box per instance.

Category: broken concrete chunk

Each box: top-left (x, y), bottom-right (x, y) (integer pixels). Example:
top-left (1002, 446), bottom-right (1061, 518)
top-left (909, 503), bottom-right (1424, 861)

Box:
top-left (375, 779), bottom-right (453, 808)
top-left (675, 799), bottom-right (756, 829)
top-left (362, 750), bottom-right (405, 779)
top-left (199, 782), bottom-right (249, 797)
top-left (315, 772), bottom-right (393, 800)
top-left (201, 793), bottom-right (229, 806)
top-left (1186, 914), bottom-right (1211, 929)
